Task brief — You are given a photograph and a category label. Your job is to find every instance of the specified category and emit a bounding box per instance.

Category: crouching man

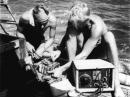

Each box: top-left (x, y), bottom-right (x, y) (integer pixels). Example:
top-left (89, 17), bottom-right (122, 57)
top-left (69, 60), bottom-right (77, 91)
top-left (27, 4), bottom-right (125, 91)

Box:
top-left (17, 3), bottom-right (57, 58)
top-left (17, 3), bottom-right (62, 69)
top-left (50, 1), bottom-right (125, 97)
top-left (16, 4), bottom-right (62, 97)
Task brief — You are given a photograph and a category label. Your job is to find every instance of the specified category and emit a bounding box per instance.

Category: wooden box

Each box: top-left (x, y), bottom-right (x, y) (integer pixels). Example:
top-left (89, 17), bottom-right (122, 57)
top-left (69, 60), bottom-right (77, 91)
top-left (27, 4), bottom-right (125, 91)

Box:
top-left (72, 59), bottom-right (115, 93)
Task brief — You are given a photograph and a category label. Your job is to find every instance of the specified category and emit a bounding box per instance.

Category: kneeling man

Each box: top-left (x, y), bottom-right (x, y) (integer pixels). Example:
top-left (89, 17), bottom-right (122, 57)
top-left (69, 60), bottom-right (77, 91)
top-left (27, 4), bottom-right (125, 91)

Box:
top-left (51, 1), bottom-right (125, 97)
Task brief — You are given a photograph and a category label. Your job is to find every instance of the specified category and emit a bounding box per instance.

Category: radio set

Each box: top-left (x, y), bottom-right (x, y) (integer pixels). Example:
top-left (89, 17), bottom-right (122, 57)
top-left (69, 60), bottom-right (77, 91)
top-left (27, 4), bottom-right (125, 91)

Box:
top-left (72, 59), bottom-right (115, 93)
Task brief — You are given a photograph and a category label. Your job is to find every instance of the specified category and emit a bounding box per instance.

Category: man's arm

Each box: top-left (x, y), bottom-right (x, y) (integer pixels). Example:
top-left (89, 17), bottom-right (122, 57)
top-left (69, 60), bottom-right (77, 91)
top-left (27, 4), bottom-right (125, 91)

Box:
top-left (16, 26), bottom-right (35, 67)
top-left (36, 14), bottom-right (57, 56)
top-left (61, 33), bottom-right (77, 72)
top-left (103, 31), bottom-right (126, 97)
top-left (48, 25), bottom-right (77, 77)
top-left (75, 36), bottom-right (99, 60)
top-left (103, 31), bottom-right (120, 83)
top-left (75, 25), bottom-right (101, 60)
top-left (104, 31), bottom-right (119, 67)
top-left (17, 23), bottom-right (35, 52)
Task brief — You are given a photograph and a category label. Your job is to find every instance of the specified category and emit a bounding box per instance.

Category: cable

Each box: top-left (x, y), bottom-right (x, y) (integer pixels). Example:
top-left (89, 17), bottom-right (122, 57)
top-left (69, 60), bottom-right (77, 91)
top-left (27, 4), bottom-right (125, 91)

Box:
top-left (78, 69), bottom-right (105, 97)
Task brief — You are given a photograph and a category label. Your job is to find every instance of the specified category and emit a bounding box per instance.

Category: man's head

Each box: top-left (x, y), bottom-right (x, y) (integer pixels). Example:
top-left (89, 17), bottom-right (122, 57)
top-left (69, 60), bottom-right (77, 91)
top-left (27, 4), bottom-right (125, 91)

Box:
top-left (70, 1), bottom-right (90, 20)
top-left (33, 4), bottom-right (49, 25)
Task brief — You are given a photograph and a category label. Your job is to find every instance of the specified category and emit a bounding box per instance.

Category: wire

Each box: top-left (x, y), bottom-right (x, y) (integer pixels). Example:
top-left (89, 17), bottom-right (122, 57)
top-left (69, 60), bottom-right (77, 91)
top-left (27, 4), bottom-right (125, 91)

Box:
top-left (79, 69), bottom-right (105, 97)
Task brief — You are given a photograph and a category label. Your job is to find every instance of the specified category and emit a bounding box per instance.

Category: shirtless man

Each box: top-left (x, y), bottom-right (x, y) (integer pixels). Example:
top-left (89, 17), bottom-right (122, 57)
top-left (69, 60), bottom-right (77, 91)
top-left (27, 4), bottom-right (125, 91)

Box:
top-left (50, 1), bottom-right (125, 97)
top-left (18, 4), bottom-right (57, 58)
top-left (16, 4), bottom-right (58, 97)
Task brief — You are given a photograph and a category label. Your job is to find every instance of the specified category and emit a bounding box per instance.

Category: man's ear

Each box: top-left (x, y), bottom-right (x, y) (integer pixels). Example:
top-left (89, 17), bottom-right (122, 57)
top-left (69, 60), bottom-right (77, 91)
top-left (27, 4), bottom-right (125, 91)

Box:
top-left (33, 5), bottom-right (39, 14)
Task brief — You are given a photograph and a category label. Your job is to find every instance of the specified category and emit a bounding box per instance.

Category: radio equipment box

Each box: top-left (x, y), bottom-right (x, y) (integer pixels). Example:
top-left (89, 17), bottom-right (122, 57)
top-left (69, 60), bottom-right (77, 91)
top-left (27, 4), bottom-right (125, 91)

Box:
top-left (72, 59), bottom-right (115, 93)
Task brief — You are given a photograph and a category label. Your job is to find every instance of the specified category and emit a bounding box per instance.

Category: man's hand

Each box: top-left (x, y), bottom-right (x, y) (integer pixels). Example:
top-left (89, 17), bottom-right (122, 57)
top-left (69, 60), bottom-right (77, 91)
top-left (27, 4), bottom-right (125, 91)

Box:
top-left (48, 67), bottom-right (63, 78)
top-left (51, 50), bottom-right (61, 61)
top-left (26, 42), bottom-right (35, 52)
top-left (36, 38), bottom-right (54, 57)
top-left (24, 56), bottom-right (33, 71)
top-left (24, 56), bottom-right (33, 65)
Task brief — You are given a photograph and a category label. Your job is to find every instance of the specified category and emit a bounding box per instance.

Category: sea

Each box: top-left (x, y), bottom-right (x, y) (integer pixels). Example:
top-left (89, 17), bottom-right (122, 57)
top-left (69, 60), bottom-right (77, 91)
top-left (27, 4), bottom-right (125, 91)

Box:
top-left (1, 0), bottom-right (130, 60)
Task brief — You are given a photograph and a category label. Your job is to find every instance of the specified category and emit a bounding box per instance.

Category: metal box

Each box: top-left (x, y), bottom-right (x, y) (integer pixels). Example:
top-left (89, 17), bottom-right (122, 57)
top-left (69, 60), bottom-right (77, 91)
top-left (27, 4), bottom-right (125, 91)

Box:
top-left (72, 59), bottom-right (115, 93)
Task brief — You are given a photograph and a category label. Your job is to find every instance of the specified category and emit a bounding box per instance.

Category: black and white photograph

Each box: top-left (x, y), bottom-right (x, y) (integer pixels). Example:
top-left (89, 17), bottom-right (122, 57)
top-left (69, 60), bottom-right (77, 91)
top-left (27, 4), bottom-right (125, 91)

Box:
top-left (0, 0), bottom-right (130, 97)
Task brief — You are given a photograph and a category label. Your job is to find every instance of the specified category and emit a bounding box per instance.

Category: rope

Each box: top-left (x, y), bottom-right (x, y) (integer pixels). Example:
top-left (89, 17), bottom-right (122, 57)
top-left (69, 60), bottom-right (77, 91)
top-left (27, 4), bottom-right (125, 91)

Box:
top-left (0, 3), bottom-right (18, 37)
top-left (0, 23), bottom-right (9, 35)
top-left (82, 71), bottom-right (103, 97)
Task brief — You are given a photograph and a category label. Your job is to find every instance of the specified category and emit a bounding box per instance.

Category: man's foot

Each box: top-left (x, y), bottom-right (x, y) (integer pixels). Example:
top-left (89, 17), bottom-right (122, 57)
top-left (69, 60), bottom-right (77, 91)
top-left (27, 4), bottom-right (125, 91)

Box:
top-left (114, 87), bottom-right (125, 97)
top-left (68, 89), bottom-right (80, 97)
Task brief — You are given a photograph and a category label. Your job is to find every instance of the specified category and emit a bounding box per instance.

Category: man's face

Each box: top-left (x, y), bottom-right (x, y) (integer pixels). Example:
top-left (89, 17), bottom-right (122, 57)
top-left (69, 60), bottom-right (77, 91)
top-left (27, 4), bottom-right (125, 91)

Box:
top-left (34, 6), bottom-right (49, 25)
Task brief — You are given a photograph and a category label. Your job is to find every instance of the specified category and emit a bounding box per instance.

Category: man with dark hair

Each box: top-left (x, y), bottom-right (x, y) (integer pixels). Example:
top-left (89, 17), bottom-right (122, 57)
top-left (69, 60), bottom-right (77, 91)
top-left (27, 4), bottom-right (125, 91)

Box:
top-left (50, 1), bottom-right (125, 97)
top-left (17, 4), bottom-right (58, 97)
top-left (18, 4), bottom-right (57, 57)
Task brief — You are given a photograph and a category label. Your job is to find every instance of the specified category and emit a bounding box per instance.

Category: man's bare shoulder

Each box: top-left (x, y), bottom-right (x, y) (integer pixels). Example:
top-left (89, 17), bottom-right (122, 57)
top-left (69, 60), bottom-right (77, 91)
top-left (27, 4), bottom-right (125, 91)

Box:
top-left (20, 8), bottom-right (34, 21)
top-left (47, 13), bottom-right (56, 28)
top-left (89, 14), bottom-right (108, 38)
top-left (48, 13), bottom-right (56, 23)
top-left (89, 14), bottom-right (105, 25)
top-left (19, 8), bottom-right (35, 26)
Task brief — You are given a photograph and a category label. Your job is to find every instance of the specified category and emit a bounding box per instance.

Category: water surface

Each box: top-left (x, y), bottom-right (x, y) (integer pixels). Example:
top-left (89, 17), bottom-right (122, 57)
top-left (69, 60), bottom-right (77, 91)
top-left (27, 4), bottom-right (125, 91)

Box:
top-left (3, 0), bottom-right (130, 59)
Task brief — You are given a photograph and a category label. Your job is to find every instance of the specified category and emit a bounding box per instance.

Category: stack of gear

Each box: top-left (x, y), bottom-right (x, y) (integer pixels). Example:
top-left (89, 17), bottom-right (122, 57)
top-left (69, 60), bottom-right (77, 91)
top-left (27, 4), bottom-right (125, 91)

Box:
top-left (34, 57), bottom-right (61, 83)
top-left (27, 49), bottom-right (62, 84)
